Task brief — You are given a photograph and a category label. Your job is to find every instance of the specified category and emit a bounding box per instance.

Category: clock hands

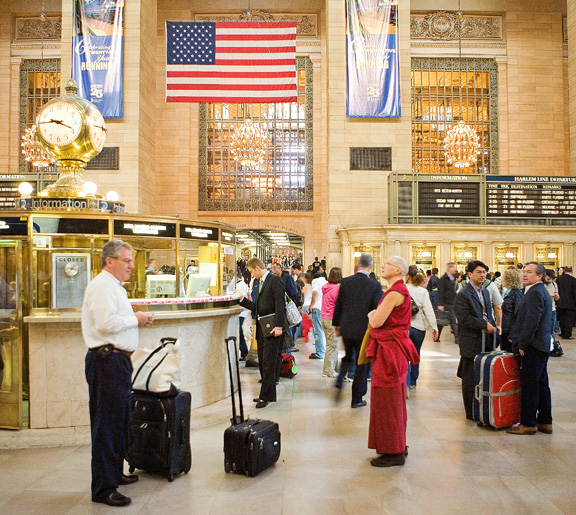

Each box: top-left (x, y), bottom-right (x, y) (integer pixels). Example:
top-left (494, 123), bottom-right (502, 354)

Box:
top-left (38, 118), bottom-right (75, 131)
top-left (95, 124), bottom-right (108, 132)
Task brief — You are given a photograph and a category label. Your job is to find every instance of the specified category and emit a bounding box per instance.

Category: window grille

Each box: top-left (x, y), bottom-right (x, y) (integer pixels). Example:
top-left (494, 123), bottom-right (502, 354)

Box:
top-left (199, 56), bottom-right (313, 211)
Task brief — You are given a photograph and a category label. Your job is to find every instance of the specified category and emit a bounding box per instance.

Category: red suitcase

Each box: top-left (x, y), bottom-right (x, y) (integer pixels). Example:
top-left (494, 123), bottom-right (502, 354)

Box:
top-left (473, 350), bottom-right (521, 428)
top-left (280, 353), bottom-right (298, 378)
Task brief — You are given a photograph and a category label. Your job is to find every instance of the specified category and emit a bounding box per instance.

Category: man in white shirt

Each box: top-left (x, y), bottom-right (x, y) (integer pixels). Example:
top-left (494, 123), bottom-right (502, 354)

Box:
top-left (83, 239), bottom-right (154, 507)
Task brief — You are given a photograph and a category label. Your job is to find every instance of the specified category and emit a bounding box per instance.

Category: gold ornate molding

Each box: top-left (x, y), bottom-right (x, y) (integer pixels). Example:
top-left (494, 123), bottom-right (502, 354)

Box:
top-left (15, 17), bottom-right (62, 41)
top-left (196, 11), bottom-right (318, 37)
top-left (411, 12), bottom-right (502, 41)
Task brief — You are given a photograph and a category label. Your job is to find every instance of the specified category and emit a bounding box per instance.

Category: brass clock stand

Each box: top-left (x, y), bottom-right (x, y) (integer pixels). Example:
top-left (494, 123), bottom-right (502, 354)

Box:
top-left (20, 78), bottom-right (124, 213)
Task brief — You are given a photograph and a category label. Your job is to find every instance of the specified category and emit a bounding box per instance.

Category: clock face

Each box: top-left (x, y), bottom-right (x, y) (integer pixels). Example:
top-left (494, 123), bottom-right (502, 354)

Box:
top-left (88, 109), bottom-right (107, 151)
top-left (37, 101), bottom-right (83, 147)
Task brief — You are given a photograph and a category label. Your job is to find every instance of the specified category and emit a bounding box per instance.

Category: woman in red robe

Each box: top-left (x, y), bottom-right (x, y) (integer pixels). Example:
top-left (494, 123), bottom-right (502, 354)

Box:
top-left (366, 256), bottom-right (420, 467)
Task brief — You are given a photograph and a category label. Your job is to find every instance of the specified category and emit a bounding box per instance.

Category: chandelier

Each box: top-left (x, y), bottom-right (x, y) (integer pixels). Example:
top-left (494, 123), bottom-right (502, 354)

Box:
top-left (444, 120), bottom-right (480, 168)
top-left (21, 2), bottom-right (56, 169)
top-left (230, 118), bottom-right (268, 167)
top-left (21, 125), bottom-right (56, 168)
top-left (443, 1), bottom-right (480, 169)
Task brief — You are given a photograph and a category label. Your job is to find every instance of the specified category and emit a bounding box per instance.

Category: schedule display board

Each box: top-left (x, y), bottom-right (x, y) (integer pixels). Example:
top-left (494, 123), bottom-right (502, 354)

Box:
top-left (418, 181), bottom-right (481, 217)
top-left (486, 176), bottom-right (576, 217)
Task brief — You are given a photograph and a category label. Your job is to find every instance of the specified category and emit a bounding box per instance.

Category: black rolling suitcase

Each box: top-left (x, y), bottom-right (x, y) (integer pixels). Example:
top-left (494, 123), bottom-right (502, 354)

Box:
top-left (126, 390), bottom-right (192, 481)
top-left (223, 336), bottom-right (281, 477)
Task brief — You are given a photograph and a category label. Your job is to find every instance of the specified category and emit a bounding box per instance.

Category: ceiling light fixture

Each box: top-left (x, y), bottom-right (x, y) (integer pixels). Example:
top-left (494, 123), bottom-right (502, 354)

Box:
top-left (443, 0), bottom-right (480, 169)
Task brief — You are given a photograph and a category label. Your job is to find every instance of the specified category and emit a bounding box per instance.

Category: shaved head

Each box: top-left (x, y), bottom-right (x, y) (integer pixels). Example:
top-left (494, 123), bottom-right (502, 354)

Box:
top-left (387, 256), bottom-right (409, 276)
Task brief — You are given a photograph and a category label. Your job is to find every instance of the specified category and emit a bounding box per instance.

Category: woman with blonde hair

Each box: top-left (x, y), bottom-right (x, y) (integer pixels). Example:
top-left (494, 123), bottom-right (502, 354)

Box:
top-left (501, 268), bottom-right (523, 352)
top-left (405, 266), bottom-right (438, 388)
top-left (366, 256), bottom-right (419, 468)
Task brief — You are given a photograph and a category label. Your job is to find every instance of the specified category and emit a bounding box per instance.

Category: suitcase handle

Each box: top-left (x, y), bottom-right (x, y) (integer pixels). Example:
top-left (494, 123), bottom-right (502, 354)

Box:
top-left (225, 336), bottom-right (244, 424)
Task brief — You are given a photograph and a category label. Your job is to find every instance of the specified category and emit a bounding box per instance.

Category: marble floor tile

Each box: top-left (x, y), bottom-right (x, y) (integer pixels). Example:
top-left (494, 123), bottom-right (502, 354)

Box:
top-left (1, 332), bottom-right (576, 514)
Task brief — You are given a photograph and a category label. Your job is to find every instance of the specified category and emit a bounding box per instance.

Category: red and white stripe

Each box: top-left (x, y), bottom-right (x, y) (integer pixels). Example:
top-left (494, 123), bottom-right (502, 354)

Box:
top-left (166, 22), bottom-right (297, 103)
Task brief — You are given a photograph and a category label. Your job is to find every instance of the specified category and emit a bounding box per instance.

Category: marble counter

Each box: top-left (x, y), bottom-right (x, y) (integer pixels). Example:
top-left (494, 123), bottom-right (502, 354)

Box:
top-left (25, 306), bottom-right (242, 429)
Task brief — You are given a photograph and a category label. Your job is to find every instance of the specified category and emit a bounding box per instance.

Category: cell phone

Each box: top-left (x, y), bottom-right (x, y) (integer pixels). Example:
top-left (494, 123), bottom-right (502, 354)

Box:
top-left (96, 344), bottom-right (114, 359)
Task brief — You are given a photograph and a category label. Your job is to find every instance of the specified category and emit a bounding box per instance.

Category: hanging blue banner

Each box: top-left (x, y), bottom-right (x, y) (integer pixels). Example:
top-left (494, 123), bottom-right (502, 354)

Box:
top-left (72, 0), bottom-right (124, 118)
top-left (346, 0), bottom-right (400, 118)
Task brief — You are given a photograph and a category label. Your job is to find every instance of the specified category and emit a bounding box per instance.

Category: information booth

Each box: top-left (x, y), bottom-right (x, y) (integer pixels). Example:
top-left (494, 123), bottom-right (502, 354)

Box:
top-left (0, 211), bottom-right (240, 430)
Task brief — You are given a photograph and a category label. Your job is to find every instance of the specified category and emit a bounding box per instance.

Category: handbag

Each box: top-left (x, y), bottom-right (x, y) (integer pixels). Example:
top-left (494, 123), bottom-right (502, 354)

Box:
top-left (411, 296), bottom-right (420, 317)
top-left (357, 325), bottom-right (372, 365)
top-left (285, 294), bottom-right (302, 327)
top-left (131, 337), bottom-right (182, 393)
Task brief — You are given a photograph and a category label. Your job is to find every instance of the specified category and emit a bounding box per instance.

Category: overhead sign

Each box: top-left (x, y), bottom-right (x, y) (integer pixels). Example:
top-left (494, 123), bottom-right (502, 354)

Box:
top-left (180, 224), bottom-right (219, 241)
top-left (114, 220), bottom-right (177, 238)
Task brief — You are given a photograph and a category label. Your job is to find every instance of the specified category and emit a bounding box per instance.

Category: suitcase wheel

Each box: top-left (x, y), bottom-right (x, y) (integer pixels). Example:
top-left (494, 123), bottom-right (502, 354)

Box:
top-left (168, 473), bottom-right (174, 482)
top-left (476, 421), bottom-right (483, 427)
top-left (224, 459), bottom-right (231, 473)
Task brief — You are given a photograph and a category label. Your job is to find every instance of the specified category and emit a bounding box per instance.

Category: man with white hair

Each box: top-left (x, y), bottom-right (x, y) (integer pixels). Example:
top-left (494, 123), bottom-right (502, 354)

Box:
top-left (333, 254), bottom-right (383, 408)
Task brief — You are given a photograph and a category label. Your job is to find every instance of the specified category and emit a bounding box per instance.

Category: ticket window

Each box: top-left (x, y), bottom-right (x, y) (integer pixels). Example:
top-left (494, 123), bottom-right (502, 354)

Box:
top-left (535, 245), bottom-right (560, 271)
top-left (221, 244), bottom-right (237, 295)
top-left (494, 246), bottom-right (520, 275)
top-left (353, 245), bottom-right (381, 278)
top-left (114, 238), bottom-right (176, 299)
top-left (411, 245), bottom-right (436, 272)
top-left (198, 243), bottom-right (220, 296)
top-left (453, 245), bottom-right (478, 271)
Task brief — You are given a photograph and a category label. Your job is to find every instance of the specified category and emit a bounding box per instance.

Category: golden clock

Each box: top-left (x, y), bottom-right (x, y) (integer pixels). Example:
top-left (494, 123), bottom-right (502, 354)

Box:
top-left (35, 79), bottom-right (107, 163)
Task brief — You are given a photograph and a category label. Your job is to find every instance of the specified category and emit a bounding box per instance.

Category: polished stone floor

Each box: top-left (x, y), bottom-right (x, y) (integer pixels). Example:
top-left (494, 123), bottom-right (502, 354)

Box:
top-left (1, 332), bottom-right (575, 514)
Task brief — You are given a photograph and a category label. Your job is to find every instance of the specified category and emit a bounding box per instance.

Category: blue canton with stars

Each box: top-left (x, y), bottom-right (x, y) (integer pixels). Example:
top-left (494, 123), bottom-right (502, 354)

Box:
top-left (167, 22), bottom-right (216, 65)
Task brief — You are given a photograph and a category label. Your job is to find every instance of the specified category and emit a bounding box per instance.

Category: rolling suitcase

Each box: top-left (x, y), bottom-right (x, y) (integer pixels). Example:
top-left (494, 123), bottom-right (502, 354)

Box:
top-left (473, 332), bottom-right (521, 429)
top-left (126, 389), bottom-right (192, 481)
top-left (223, 336), bottom-right (281, 477)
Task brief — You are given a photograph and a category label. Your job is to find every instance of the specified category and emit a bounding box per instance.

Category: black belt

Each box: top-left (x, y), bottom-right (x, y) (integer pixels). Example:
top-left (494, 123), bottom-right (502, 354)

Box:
top-left (91, 344), bottom-right (133, 358)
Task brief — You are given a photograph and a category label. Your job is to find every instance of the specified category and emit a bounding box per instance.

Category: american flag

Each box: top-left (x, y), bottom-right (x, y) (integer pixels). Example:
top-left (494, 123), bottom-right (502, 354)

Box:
top-left (166, 21), bottom-right (297, 103)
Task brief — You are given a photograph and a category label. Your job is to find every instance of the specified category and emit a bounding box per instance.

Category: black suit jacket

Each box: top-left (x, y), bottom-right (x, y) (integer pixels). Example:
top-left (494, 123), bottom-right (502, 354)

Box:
top-left (454, 283), bottom-right (495, 358)
top-left (509, 282), bottom-right (553, 353)
top-left (240, 272), bottom-right (287, 336)
top-left (556, 274), bottom-right (576, 310)
top-left (438, 274), bottom-right (457, 308)
top-left (332, 272), bottom-right (383, 340)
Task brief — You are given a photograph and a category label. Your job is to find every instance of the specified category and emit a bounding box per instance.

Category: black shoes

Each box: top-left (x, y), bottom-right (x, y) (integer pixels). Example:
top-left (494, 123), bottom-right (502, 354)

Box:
top-left (351, 400), bottom-right (367, 408)
top-left (119, 474), bottom-right (139, 486)
top-left (370, 453), bottom-right (406, 468)
top-left (255, 400), bottom-right (269, 408)
top-left (93, 490), bottom-right (131, 507)
top-left (309, 353), bottom-right (322, 359)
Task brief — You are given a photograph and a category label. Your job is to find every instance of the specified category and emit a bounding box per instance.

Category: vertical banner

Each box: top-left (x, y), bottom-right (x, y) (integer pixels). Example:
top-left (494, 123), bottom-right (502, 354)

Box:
top-left (72, 0), bottom-right (124, 118)
top-left (346, 0), bottom-right (400, 118)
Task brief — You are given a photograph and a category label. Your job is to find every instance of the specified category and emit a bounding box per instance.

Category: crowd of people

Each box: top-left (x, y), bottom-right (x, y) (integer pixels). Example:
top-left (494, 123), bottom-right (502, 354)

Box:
top-left (79, 243), bottom-right (567, 506)
top-left (231, 254), bottom-right (566, 468)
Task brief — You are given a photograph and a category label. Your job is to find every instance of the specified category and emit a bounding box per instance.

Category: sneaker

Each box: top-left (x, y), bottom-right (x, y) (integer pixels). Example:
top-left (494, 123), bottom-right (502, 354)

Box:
top-left (343, 376), bottom-right (354, 382)
top-left (322, 372), bottom-right (339, 378)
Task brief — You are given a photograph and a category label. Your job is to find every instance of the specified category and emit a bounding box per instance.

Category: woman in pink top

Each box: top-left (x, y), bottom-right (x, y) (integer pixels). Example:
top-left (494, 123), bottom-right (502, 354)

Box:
top-left (321, 267), bottom-right (343, 377)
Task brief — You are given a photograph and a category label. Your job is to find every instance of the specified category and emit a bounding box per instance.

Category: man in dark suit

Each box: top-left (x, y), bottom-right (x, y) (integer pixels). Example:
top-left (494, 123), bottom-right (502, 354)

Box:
top-left (437, 262), bottom-right (459, 343)
top-left (507, 262), bottom-right (553, 435)
top-left (555, 265), bottom-right (576, 339)
top-left (239, 258), bottom-right (286, 409)
top-left (332, 254), bottom-right (383, 408)
top-left (453, 260), bottom-right (496, 420)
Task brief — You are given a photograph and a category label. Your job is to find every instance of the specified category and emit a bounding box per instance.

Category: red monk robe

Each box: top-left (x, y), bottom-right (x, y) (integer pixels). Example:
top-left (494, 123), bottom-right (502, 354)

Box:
top-left (365, 280), bottom-right (420, 455)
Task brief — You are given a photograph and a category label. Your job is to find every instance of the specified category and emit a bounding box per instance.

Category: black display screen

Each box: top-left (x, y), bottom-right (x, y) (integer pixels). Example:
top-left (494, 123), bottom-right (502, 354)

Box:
top-left (113, 219), bottom-right (177, 238)
top-left (418, 182), bottom-right (481, 217)
top-left (487, 178), bottom-right (576, 217)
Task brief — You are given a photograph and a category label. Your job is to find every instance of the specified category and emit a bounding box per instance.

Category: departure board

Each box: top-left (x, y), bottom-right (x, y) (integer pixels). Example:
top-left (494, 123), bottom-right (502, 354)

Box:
top-left (418, 181), bottom-right (481, 216)
top-left (486, 177), bottom-right (576, 217)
